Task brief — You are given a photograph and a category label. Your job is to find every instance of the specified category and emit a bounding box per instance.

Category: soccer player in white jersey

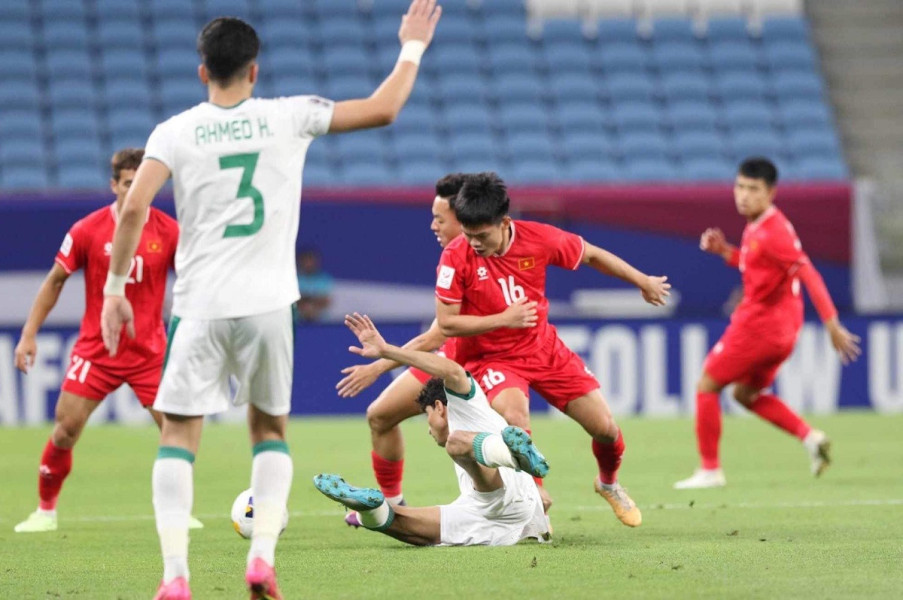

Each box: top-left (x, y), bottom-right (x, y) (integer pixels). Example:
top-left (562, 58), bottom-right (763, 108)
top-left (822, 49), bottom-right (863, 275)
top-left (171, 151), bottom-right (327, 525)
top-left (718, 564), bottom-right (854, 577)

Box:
top-left (99, 2), bottom-right (442, 599)
top-left (315, 313), bottom-right (550, 547)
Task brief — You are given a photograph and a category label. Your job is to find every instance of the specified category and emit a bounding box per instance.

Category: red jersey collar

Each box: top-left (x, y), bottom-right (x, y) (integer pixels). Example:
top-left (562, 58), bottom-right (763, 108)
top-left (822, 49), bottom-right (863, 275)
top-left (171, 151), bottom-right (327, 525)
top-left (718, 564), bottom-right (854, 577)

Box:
top-left (748, 205), bottom-right (777, 232)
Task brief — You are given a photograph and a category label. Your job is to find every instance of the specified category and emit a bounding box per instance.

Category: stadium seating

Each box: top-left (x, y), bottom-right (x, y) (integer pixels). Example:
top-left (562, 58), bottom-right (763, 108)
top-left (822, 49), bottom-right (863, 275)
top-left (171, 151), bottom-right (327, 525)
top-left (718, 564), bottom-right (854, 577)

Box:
top-left (0, 0), bottom-right (846, 189)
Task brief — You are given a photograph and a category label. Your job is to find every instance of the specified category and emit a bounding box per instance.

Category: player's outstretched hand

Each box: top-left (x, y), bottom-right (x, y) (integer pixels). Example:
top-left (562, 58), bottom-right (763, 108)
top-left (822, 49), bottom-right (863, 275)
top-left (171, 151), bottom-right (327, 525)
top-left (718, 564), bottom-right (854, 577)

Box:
top-left (501, 296), bottom-right (538, 328)
top-left (398, 0), bottom-right (442, 47)
top-left (346, 312), bottom-right (388, 359)
top-left (827, 319), bottom-right (862, 365)
top-left (336, 363), bottom-right (382, 398)
top-left (101, 295), bottom-right (136, 357)
top-left (700, 228), bottom-right (728, 255)
top-left (641, 275), bottom-right (671, 306)
top-left (14, 335), bottom-right (36, 374)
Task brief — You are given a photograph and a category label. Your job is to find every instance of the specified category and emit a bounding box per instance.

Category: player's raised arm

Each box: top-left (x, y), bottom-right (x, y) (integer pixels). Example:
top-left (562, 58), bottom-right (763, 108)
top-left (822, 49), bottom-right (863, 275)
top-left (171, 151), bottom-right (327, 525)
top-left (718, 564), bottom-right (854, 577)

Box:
top-left (337, 319), bottom-right (447, 398)
top-left (328, 0), bottom-right (441, 132)
top-left (581, 242), bottom-right (671, 307)
top-left (346, 312), bottom-right (469, 394)
top-left (15, 263), bottom-right (71, 373)
top-left (700, 227), bottom-right (740, 267)
top-left (101, 158), bottom-right (171, 356)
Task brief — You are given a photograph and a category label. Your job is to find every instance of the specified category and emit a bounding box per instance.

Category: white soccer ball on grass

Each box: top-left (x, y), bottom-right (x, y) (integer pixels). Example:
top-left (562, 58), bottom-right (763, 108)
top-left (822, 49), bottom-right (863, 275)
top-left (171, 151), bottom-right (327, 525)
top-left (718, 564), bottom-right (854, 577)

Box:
top-left (230, 488), bottom-right (289, 539)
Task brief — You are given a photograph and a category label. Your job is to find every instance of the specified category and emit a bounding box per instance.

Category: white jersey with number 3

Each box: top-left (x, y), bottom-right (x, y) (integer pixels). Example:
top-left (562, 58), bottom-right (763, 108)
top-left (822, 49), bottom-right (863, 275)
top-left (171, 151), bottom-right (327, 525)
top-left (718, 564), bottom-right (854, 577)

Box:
top-left (144, 96), bottom-right (334, 319)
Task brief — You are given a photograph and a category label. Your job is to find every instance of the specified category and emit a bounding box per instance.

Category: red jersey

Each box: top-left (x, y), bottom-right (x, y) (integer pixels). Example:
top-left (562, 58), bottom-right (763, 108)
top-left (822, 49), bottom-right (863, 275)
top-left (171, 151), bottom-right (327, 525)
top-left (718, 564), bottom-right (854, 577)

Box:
top-left (435, 220), bottom-right (585, 365)
top-left (55, 205), bottom-right (179, 365)
top-left (728, 207), bottom-right (807, 340)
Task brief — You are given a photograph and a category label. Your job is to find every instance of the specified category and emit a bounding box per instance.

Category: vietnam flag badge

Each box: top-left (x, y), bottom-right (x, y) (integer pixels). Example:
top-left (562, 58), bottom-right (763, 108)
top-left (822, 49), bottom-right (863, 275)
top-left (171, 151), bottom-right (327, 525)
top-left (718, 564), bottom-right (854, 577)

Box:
top-left (147, 239), bottom-right (163, 253)
top-left (518, 257), bottom-right (535, 270)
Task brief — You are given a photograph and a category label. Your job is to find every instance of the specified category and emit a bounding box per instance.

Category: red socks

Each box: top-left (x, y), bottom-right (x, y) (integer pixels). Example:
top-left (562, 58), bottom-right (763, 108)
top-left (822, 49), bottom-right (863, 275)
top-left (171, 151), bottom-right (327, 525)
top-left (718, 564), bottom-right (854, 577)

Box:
top-left (696, 391), bottom-right (722, 470)
top-left (38, 440), bottom-right (72, 511)
top-left (371, 451), bottom-right (404, 498)
top-left (749, 394), bottom-right (811, 440)
top-left (592, 430), bottom-right (624, 485)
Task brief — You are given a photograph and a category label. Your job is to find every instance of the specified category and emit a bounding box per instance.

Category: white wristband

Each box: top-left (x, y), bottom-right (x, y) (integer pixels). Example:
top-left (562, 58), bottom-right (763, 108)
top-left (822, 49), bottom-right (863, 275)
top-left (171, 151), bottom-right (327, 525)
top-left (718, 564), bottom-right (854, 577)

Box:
top-left (398, 40), bottom-right (426, 66)
top-left (103, 272), bottom-right (128, 297)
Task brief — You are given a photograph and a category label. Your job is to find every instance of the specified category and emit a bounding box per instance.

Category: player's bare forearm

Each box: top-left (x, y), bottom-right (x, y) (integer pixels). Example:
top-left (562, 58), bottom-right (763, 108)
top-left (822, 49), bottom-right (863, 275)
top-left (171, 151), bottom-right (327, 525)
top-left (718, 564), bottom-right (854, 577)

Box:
top-left (379, 343), bottom-right (469, 393)
top-left (21, 265), bottom-right (68, 338)
top-left (582, 244), bottom-right (648, 288)
top-left (437, 312), bottom-right (505, 338)
top-left (375, 321), bottom-right (448, 373)
top-left (329, 63), bottom-right (419, 132)
top-left (110, 159), bottom-right (168, 276)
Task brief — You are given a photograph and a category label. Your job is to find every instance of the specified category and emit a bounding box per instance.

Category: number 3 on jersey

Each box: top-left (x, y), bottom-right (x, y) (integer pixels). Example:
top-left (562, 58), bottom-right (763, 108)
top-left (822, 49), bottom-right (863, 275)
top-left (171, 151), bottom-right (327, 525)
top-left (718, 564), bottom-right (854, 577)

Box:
top-left (497, 275), bottom-right (525, 305)
top-left (220, 152), bottom-right (264, 238)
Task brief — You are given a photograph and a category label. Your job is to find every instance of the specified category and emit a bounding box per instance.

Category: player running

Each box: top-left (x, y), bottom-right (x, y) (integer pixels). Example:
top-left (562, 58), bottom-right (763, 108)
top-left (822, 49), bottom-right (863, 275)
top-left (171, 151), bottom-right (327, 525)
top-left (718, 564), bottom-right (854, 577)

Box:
top-left (100, 3), bottom-right (441, 599)
top-left (674, 157), bottom-right (861, 490)
top-left (316, 313), bottom-right (550, 546)
top-left (435, 172), bottom-right (671, 527)
top-left (11, 148), bottom-right (193, 533)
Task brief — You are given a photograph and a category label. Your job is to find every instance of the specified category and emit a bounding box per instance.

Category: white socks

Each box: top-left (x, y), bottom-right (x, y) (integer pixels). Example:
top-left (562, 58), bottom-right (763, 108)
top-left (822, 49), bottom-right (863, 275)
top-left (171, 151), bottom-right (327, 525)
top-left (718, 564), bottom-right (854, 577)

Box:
top-left (249, 442), bottom-right (293, 568)
top-left (153, 448), bottom-right (195, 584)
top-left (358, 501), bottom-right (394, 530)
top-left (474, 433), bottom-right (519, 470)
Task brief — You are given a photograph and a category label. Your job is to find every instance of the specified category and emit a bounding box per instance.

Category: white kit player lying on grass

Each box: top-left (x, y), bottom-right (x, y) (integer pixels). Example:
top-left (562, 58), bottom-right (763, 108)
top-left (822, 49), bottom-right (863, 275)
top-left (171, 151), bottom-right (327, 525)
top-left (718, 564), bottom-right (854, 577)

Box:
top-left (314, 313), bottom-right (551, 546)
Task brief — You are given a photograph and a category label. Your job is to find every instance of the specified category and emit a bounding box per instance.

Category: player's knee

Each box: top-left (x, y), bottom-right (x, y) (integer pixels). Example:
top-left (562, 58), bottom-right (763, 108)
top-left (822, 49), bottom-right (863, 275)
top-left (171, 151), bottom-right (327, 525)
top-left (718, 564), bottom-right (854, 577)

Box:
top-left (733, 386), bottom-right (756, 408)
top-left (366, 403), bottom-right (399, 435)
top-left (52, 418), bottom-right (82, 447)
top-left (497, 405), bottom-right (530, 430)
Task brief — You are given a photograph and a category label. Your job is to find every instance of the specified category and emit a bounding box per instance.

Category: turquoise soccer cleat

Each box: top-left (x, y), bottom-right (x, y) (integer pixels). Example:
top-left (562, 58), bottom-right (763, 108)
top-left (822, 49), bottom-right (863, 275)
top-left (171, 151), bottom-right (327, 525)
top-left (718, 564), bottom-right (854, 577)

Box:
top-left (502, 426), bottom-right (550, 478)
top-left (313, 474), bottom-right (385, 511)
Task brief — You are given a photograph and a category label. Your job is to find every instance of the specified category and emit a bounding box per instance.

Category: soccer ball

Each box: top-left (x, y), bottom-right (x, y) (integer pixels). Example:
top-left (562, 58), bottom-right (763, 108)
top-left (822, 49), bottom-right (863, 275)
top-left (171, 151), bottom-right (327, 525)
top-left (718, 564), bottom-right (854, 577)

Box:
top-left (230, 488), bottom-right (289, 539)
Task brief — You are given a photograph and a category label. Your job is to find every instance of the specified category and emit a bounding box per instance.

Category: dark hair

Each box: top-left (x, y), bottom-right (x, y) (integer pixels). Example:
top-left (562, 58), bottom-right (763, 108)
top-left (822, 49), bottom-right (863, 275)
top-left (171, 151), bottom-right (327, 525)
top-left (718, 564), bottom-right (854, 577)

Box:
top-left (111, 148), bottom-right (144, 181)
top-left (452, 172), bottom-right (510, 227)
top-left (416, 377), bottom-right (447, 412)
top-left (197, 17), bottom-right (260, 84)
top-left (738, 157), bottom-right (778, 187)
top-left (435, 173), bottom-right (467, 200)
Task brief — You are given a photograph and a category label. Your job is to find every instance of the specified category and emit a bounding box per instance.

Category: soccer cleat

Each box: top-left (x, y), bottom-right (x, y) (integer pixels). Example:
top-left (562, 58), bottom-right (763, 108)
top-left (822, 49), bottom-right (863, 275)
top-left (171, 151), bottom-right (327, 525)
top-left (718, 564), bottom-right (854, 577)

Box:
top-left (502, 426), bottom-right (550, 478)
top-left (13, 510), bottom-right (58, 533)
top-left (187, 516), bottom-right (204, 530)
top-left (344, 511), bottom-right (362, 528)
top-left (313, 474), bottom-right (385, 512)
top-left (594, 479), bottom-right (642, 527)
top-left (673, 468), bottom-right (727, 490)
top-left (803, 429), bottom-right (831, 477)
top-left (246, 557), bottom-right (282, 600)
top-left (152, 576), bottom-right (191, 600)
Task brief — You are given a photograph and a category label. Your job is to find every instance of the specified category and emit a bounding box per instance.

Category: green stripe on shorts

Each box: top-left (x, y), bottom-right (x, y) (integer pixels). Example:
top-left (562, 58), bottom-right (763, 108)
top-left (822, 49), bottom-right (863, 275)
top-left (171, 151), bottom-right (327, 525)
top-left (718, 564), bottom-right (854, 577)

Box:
top-left (162, 315), bottom-right (181, 372)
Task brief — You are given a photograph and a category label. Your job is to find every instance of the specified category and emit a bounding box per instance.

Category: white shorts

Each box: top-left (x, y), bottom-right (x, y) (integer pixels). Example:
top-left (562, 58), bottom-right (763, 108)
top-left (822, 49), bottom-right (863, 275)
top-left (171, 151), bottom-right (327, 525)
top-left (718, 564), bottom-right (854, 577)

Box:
top-left (154, 306), bottom-right (293, 417)
top-left (439, 470), bottom-right (548, 546)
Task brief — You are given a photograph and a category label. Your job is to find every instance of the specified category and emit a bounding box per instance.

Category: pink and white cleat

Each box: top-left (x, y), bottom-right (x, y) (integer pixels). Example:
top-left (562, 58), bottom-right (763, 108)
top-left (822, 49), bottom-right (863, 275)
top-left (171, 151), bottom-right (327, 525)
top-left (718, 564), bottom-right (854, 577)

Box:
top-left (246, 557), bottom-right (282, 600)
top-left (153, 576), bottom-right (191, 600)
top-left (344, 511), bottom-right (362, 528)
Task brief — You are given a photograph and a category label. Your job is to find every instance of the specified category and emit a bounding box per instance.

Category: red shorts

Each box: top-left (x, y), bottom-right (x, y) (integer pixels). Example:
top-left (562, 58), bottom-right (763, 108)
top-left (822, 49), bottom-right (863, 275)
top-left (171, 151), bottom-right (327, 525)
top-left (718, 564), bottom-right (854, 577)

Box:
top-left (704, 325), bottom-right (796, 390)
top-left (466, 334), bottom-right (599, 411)
top-left (60, 351), bottom-right (164, 407)
top-left (409, 339), bottom-right (457, 385)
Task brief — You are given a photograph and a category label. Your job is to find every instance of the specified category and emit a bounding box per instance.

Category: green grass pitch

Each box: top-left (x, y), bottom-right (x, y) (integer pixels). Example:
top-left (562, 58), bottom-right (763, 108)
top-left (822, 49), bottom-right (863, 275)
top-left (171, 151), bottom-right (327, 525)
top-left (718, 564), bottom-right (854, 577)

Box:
top-left (1, 411), bottom-right (901, 599)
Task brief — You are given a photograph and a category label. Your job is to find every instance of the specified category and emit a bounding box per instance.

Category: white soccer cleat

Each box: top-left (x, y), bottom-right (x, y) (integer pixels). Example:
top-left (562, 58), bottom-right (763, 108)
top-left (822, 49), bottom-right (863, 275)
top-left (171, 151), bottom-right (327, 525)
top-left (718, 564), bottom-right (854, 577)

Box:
top-left (188, 515), bottom-right (204, 530)
top-left (673, 468), bottom-right (726, 490)
top-left (803, 429), bottom-right (831, 477)
top-left (14, 510), bottom-right (58, 533)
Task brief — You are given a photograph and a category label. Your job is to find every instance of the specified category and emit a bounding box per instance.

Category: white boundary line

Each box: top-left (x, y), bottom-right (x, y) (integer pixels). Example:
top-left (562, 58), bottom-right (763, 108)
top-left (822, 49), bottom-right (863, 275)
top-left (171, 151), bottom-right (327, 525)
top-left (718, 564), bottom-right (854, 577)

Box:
top-left (2, 498), bottom-right (901, 524)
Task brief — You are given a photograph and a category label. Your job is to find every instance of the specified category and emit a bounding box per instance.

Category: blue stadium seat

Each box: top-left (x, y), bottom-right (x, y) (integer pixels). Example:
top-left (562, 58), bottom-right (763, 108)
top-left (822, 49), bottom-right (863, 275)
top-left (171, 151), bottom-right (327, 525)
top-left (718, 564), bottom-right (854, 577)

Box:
top-left (549, 73), bottom-right (600, 103)
top-left (557, 101), bottom-right (609, 134)
top-left (544, 44), bottom-right (593, 75)
top-left (43, 22), bottom-right (90, 50)
top-left (39, 0), bottom-right (87, 22)
top-left (369, 0), bottom-right (422, 17)
top-left (98, 20), bottom-right (145, 50)
top-left (104, 79), bottom-right (154, 111)
top-left (430, 45), bottom-right (482, 76)
top-left (651, 42), bottom-right (706, 72)
top-left (504, 132), bottom-right (556, 162)
top-left (159, 79), bottom-right (205, 113)
top-left (51, 109), bottom-right (101, 139)
top-left (0, 50), bottom-right (39, 81)
top-left (156, 48), bottom-right (199, 78)
top-left (722, 101), bottom-right (776, 129)
top-left (45, 50), bottom-right (94, 81)
top-left (787, 129), bottom-right (842, 158)
top-left (335, 132), bottom-right (387, 163)
top-left (764, 42), bottom-right (817, 71)
top-left (704, 18), bottom-right (750, 43)
top-left (395, 133), bottom-right (443, 162)
top-left (309, 0), bottom-right (358, 19)
top-left (0, 111), bottom-right (43, 139)
top-left (110, 131), bottom-right (151, 150)
top-left (510, 160), bottom-right (561, 184)
top-left (149, 0), bottom-right (196, 21)
top-left (682, 157), bottom-right (736, 180)
top-left (303, 163), bottom-right (338, 187)
top-left (108, 109), bottom-right (156, 140)
top-left (265, 51), bottom-right (315, 82)
top-left (1, 139), bottom-right (45, 167)
top-left (317, 17), bottom-right (369, 46)
top-left (444, 104), bottom-right (493, 134)
top-left (259, 20), bottom-right (315, 50)
top-left (324, 76), bottom-right (374, 100)
top-left (661, 72), bottom-right (712, 103)
top-left (761, 17), bottom-right (810, 43)
top-left (560, 131), bottom-right (615, 161)
top-left (772, 71), bottom-right (824, 101)
top-left (619, 131), bottom-right (670, 160)
top-left (433, 76), bottom-right (491, 105)
top-left (454, 158), bottom-right (508, 176)
top-left (152, 20), bottom-right (200, 53)
top-left (449, 132), bottom-right (499, 162)
top-left (596, 43), bottom-right (649, 74)
top-left (95, 0), bottom-right (142, 21)
top-left (612, 102), bottom-right (664, 132)
top-left (56, 140), bottom-right (103, 167)
top-left (498, 103), bottom-right (550, 132)
top-left (478, 0), bottom-right (527, 19)
top-left (777, 100), bottom-right (832, 128)
top-left (304, 137), bottom-right (330, 167)
top-left (484, 18), bottom-right (532, 45)
top-left (487, 43), bottom-right (541, 75)
top-left (673, 131), bottom-right (728, 159)
top-left (493, 75), bottom-right (546, 104)
top-left (2, 167), bottom-right (50, 190)
top-left (650, 18), bottom-right (697, 43)
top-left (0, 23), bottom-right (35, 51)
top-left (47, 81), bottom-right (98, 108)
top-left (540, 19), bottom-right (588, 44)
top-left (322, 47), bottom-right (372, 77)
top-left (565, 159), bottom-right (620, 182)
top-left (793, 157), bottom-right (847, 180)
top-left (398, 159), bottom-right (446, 184)
top-left (394, 104), bottom-right (439, 134)
top-left (714, 72), bottom-right (768, 101)
top-left (597, 19), bottom-right (639, 44)
top-left (342, 162), bottom-right (395, 186)
top-left (200, 0), bottom-right (254, 21)
top-left (0, 3), bottom-right (31, 20)
top-left (729, 131), bottom-right (783, 159)
top-left (432, 15), bottom-right (484, 46)
top-left (271, 76), bottom-right (311, 98)
top-left (708, 42), bottom-right (759, 73)
top-left (607, 73), bottom-right (657, 103)
top-left (624, 158), bottom-right (679, 181)
top-left (101, 50), bottom-right (150, 80)
top-left (259, 0), bottom-right (306, 20)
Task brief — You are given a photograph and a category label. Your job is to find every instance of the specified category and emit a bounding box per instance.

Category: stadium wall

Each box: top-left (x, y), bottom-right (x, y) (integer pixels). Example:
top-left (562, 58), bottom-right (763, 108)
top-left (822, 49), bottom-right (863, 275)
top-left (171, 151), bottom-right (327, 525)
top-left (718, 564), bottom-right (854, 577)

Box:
top-left (0, 315), bottom-right (901, 426)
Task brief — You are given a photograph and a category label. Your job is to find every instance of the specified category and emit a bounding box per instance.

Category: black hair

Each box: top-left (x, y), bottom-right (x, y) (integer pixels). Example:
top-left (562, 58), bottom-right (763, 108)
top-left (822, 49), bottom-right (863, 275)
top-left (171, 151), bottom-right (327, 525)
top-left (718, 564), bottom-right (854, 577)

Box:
top-left (197, 17), bottom-right (260, 85)
top-left (111, 147), bottom-right (144, 180)
top-left (738, 157), bottom-right (778, 187)
top-left (435, 173), bottom-right (468, 200)
top-left (416, 377), bottom-right (447, 412)
top-left (452, 172), bottom-right (510, 227)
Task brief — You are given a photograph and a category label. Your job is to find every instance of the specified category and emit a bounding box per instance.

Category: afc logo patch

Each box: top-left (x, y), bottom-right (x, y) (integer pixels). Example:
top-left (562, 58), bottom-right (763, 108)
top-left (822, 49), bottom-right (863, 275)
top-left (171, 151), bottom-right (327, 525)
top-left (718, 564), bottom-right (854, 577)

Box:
top-left (437, 265), bottom-right (455, 290)
top-left (59, 234), bottom-right (73, 257)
